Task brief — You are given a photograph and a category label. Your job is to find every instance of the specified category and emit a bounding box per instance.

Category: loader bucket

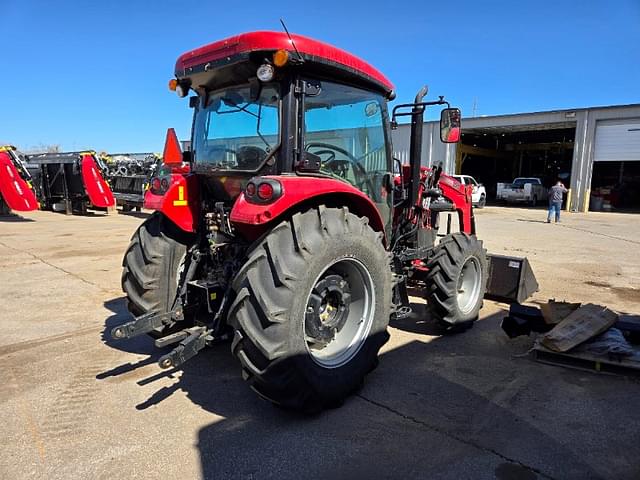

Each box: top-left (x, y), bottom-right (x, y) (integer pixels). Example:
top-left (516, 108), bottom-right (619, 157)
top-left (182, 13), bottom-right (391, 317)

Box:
top-left (80, 153), bottom-right (115, 208)
top-left (0, 151), bottom-right (38, 211)
top-left (485, 254), bottom-right (539, 304)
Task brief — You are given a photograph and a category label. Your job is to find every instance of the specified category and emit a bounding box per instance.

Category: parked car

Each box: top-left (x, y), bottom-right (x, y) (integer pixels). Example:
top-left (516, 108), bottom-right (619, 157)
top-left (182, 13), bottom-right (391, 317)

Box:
top-left (452, 174), bottom-right (486, 208)
top-left (496, 177), bottom-right (547, 206)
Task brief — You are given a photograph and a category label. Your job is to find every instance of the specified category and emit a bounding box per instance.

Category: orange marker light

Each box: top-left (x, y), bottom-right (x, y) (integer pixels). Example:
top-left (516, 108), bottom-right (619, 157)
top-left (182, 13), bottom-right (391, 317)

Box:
top-left (273, 49), bottom-right (289, 67)
top-left (168, 79), bottom-right (178, 91)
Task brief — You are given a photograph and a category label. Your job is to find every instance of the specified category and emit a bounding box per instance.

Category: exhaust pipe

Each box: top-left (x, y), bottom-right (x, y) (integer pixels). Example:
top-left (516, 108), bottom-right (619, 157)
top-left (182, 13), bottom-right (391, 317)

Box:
top-left (407, 85), bottom-right (428, 207)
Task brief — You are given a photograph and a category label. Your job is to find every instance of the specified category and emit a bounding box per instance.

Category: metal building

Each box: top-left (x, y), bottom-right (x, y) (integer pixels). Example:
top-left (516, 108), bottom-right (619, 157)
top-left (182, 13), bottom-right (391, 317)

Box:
top-left (391, 104), bottom-right (640, 212)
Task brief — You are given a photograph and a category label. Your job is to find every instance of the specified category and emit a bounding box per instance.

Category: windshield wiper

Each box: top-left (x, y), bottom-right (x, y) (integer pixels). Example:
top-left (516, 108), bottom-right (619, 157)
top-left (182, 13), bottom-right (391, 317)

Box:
top-left (221, 97), bottom-right (271, 151)
top-left (219, 98), bottom-right (260, 119)
top-left (255, 103), bottom-right (270, 151)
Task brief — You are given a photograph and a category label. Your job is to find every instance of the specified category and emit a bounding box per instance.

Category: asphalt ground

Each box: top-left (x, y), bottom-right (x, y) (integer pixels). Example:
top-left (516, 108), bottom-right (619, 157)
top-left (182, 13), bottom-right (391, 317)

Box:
top-left (1, 206), bottom-right (639, 480)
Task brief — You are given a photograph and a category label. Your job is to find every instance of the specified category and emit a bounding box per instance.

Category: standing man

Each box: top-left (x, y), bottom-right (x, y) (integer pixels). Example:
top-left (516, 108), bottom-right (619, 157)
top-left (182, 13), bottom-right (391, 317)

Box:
top-left (547, 181), bottom-right (568, 223)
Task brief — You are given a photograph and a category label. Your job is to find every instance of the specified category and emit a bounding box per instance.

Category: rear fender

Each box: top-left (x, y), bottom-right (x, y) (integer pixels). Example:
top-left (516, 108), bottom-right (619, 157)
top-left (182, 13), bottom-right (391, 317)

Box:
top-left (230, 176), bottom-right (386, 242)
top-left (144, 170), bottom-right (191, 211)
top-left (80, 154), bottom-right (115, 207)
top-left (160, 174), bottom-right (200, 233)
top-left (143, 189), bottom-right (164, 211)
top-left (0, 151), bottom-right (38, 211)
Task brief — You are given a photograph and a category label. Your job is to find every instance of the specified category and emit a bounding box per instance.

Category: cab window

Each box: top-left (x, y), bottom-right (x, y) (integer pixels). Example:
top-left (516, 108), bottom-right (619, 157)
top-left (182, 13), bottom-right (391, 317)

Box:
top-left (303, 81), bottom-right (388, 202)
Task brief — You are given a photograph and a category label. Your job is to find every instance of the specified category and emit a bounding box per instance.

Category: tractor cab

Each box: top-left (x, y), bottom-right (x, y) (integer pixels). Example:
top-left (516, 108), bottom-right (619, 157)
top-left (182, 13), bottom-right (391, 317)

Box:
top-left (165, 31), bottom-right (461, 236)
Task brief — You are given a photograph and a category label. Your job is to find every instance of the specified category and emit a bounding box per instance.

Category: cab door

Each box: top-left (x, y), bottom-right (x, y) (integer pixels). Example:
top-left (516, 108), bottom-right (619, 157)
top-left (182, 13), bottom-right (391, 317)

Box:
top-left (301, 80), bottom-right (393, 231)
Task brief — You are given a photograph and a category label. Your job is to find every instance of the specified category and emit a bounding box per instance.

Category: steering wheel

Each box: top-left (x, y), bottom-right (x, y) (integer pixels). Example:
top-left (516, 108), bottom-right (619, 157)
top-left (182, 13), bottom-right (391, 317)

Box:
top-left (305, 142), bottom-right (377, 195)
top-left (311, 149), bottom-right (336, 163)
top-left (203, 146), bottom-right (237, 158)
top-left (202, 145), bottom-right (238, 167)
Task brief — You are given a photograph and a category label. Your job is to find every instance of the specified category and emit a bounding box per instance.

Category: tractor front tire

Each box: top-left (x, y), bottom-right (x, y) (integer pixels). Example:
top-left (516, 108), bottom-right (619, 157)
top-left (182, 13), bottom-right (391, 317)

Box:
top-left (121, 212), bottom-right (192, 331)
top-left (425, 233), bottom-right (488, 330)
top-left (228, 207), bottom-right (393, 413)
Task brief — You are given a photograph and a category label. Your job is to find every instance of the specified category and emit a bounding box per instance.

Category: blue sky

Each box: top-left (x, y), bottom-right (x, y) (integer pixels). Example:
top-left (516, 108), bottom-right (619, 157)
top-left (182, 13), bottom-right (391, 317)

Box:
top-left (1, 0), bottom-right (639, 152)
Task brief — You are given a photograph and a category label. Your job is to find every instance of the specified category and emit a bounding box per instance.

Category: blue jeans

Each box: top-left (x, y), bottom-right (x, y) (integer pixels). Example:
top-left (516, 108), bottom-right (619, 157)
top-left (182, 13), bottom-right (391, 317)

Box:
top-left (547, 202), bottom-right (562, 222)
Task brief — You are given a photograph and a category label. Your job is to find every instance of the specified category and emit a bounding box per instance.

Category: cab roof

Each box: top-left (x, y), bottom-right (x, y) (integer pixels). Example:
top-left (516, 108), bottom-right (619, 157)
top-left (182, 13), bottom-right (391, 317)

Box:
top-left (175, 31), bottom-right (394, 95)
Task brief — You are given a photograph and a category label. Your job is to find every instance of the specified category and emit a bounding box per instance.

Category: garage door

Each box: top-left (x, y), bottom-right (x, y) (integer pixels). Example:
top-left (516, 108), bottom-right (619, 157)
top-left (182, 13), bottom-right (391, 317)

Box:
top-left (594, 119), bottom-right (640, 162)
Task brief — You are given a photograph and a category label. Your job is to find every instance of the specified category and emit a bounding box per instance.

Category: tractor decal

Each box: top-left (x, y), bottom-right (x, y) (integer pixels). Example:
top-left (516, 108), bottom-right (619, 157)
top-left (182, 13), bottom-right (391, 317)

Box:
top-left (172, 185), bottom-right (188, 206)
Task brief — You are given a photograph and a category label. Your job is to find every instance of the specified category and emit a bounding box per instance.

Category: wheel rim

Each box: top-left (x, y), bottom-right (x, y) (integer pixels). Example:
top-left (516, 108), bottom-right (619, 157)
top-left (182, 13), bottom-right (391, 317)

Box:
top-left (304, 257), bottom-right (375, 368)
top-left (457, 256), bottom-right (482, 315)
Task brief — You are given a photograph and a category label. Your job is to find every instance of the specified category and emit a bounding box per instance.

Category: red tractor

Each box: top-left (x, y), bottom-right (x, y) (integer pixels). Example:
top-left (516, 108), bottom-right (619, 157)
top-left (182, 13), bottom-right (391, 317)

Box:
top-left (113, 31), bottom-right (488, 412)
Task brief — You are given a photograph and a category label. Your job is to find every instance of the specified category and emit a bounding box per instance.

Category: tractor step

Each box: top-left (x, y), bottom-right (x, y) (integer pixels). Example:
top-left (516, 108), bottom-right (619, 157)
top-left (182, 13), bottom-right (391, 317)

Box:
top-left (111, 308), bottom-right (184, 340)
top-left (158, 327), bottom-right (208, 369)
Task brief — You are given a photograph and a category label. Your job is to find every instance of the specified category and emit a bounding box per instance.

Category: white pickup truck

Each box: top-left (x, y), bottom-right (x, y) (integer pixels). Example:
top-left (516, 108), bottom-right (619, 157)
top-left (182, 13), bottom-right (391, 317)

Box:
top-left (452, 174), bottom-right (486, 208)
top-left (496, 177), bottom-right (547, 206)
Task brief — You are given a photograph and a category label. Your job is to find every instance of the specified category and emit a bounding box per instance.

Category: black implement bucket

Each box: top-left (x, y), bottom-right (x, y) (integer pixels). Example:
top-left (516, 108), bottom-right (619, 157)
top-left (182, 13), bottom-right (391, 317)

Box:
top-left (485, 254), bottom-right (539, 304)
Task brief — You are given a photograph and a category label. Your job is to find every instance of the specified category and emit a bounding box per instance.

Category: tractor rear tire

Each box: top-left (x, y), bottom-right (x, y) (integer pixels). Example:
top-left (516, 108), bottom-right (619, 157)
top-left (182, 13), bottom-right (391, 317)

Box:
top-left (121, 212), bottom-right (192, 332)
top-left (425, 233), bottom-right (488, 330)
top-left (228, 207), bottom-right (393, 413)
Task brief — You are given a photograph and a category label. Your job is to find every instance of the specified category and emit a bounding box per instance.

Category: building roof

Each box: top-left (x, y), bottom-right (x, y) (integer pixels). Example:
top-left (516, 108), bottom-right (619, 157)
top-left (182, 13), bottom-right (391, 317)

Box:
top-left (398, 103), bottom-right (640, 133)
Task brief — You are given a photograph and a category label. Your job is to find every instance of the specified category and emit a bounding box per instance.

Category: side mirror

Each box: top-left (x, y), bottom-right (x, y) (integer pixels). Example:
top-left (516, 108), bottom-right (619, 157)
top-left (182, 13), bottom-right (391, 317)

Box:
top-left (440, 108), bottom-right (461, 143)
top-left (163, 128), bottom-right (183, 165)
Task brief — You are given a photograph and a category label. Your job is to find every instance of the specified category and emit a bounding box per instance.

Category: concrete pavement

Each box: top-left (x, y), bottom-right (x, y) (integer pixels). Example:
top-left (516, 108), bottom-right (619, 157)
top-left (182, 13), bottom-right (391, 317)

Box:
top-left (1, 207), bottom-right (639, 480)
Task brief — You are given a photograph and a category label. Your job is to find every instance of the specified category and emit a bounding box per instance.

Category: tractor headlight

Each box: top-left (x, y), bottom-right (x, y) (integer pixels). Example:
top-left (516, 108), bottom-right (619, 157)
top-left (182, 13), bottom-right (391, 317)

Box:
top-left (256, 64), bottom-right (275, 82)
top-left (176, 83), bottom-right (188, 98)
top-left (169, 78), bottom-right (190, 97)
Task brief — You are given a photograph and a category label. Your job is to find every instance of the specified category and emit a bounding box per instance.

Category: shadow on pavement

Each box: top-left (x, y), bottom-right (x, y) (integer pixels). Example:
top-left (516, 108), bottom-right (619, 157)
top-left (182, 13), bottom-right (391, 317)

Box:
top-left (117, 210), bottom-right (150, 219)
top-left (516, 218), bottom-right (550, 224)
top-left (0, 213), bottom-right (35, 222)
top-left (389, 301), bottom-right (448, 336)
top-left (96, 304), bottom-right (626, 480)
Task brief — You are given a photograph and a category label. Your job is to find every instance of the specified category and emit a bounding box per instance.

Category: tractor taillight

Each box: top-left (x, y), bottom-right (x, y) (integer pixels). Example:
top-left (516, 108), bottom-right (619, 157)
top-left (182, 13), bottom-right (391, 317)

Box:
top-left (244, 178), bottom-right (282, 204)
top-left (151, 177), bottom-right (171, 195)
top-left (257, 182), bottom-right (274, 200)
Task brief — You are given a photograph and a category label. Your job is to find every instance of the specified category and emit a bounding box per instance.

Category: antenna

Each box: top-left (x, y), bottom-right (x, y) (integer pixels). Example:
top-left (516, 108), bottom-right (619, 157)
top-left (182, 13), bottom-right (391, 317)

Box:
top-left (280, 18), bottom-right (304, 63)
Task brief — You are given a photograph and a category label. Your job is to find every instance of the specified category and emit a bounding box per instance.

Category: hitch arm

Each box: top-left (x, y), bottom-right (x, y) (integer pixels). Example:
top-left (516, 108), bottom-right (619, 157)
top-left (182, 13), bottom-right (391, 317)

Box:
top-left (111, 308), bottom-right (184, 340)
top-left (158, 327), bottom-right (208, 369)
